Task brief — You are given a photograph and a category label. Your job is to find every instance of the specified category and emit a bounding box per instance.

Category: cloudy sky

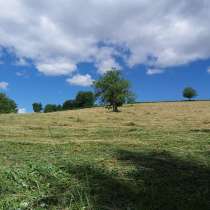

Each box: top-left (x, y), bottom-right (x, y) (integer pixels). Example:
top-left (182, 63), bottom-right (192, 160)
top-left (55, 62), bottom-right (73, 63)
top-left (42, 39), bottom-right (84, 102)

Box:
top-left (0, 0), bottom-right (210, 112)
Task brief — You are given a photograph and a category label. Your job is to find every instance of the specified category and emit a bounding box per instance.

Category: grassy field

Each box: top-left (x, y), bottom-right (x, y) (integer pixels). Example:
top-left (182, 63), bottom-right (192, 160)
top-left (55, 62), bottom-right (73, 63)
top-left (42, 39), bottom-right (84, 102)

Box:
top-left (0, 101), bottom-right (210, 210)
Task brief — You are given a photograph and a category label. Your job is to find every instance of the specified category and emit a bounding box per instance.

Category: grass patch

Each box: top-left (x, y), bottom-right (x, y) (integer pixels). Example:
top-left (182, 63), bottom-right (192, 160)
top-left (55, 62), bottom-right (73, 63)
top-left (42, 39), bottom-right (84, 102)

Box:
top-left (0, 102), bottom-right (210, 209)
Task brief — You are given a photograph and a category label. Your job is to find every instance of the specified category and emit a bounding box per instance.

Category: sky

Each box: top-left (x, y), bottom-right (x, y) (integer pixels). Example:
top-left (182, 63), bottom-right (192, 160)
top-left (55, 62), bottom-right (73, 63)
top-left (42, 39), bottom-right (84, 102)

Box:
top-left (0, 0), bottom-right (210, 112)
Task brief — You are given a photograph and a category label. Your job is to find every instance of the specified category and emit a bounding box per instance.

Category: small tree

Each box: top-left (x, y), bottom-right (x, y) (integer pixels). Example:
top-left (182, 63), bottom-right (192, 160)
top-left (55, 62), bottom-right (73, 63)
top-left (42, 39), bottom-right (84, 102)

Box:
top-left (44, 104), bottom-right (58, 113)
top-left (62, 100), bottom-right (77, 110)
top-left (94, 70), bottom-right (133, 112)
top-left (75, 91), bottom-right (95, 108)
top-left (0, 93), bottom-right (17, 114)
top-left (32, 102), bottom-right (43, 113)
top-left (183, 87), bottom-right (197, 101)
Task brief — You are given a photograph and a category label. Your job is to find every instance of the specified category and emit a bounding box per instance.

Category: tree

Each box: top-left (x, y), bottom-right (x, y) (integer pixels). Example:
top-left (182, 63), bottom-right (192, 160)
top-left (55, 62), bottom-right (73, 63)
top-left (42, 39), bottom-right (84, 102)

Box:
top-left (75, 91), bottom-right (95, 108)
top-left (93, 70), bottom-right (133, 112)
top-left (44, 104), bottom-right (58, 113)
top-left (183, 87), bottom-right (197, 101)
top-left (32, 102), bottom-right (43, 113)
top-left (56, 104), bottom-right (63, 111)
top-left (62, 100), bottom-right (77, 110)
top-left (0, 93), bottom-right (17, 114)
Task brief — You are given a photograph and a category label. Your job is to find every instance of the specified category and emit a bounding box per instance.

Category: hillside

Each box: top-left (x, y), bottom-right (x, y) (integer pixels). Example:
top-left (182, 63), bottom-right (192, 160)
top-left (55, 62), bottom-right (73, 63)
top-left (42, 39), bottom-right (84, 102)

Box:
top-left (0, 102), bottom-right (210, 209)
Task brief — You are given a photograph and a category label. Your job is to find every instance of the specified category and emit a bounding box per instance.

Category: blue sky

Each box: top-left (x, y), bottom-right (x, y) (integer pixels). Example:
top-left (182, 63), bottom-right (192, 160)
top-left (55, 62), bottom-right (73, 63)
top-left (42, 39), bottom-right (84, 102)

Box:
top-left (1, 56), bottom-right (210, 112)
top-left (0, 0), bottom-right (210, 112)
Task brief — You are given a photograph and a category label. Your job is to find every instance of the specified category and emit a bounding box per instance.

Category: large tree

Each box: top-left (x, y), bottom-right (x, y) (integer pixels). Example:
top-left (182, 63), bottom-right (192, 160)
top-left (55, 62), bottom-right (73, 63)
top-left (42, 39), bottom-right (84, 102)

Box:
top-left (94, 70), bottom-right (133, 112)
top-left (0, 93), bottom-right (17, 114)
top-left (183, 87), bottom-right (197, 101)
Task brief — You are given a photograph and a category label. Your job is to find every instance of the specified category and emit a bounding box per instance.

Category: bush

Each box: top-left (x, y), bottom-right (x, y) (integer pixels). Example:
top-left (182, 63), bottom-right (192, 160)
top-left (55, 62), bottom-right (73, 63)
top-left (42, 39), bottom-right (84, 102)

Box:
top-left (0, 93), bottom-right (17, 114)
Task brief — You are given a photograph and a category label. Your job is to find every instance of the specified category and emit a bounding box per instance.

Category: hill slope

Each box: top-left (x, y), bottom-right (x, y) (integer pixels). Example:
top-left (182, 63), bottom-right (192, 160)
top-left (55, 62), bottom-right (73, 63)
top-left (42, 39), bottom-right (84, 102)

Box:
top-left (0, 102), bottom-right (210, 209)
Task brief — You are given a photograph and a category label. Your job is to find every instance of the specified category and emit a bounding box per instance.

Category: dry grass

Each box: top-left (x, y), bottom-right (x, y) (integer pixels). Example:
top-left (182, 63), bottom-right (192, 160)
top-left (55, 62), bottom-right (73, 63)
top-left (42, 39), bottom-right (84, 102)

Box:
top-left (1, 101), bottom-right (210, 144)
top-left (0, 101), bottom-right (210, 209)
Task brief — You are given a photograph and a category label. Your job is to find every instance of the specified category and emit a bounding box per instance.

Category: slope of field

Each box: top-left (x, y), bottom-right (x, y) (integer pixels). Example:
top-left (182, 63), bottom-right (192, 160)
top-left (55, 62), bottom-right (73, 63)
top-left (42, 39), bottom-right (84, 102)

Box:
top-left (0, 102), bottom-right (210, 209)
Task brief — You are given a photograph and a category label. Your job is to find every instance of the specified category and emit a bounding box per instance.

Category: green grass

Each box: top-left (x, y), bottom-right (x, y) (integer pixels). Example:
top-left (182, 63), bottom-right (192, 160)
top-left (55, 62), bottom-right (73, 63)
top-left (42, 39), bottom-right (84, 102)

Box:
top-left (0, 102), bottom-right (210, 209)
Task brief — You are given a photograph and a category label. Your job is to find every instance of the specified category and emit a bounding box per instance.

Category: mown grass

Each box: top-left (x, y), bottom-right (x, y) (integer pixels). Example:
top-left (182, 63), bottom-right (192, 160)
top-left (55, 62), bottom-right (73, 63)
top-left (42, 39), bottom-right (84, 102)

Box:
top-left (0, 102), bottom-right (210, 209)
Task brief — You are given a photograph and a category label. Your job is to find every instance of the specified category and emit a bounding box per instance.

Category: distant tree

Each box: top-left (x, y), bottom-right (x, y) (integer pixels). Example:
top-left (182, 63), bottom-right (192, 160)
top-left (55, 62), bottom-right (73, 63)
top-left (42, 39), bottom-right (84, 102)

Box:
top-left (44, 104), bottom-right (58, 113)
top-left (0, 93), bottom-right (17, 114)
top-left (56, 104), bottom-right (63, 111)
top-left (32, 102), bottom-right (43, 113)
top-left (75, 91), bottom-right (95, 108)
top-left (183, 87), bottom-right (197, 101)
top-left (62, 100), bottom-right (77, 110)
top-left (93, 70), bottom-right (134, 112)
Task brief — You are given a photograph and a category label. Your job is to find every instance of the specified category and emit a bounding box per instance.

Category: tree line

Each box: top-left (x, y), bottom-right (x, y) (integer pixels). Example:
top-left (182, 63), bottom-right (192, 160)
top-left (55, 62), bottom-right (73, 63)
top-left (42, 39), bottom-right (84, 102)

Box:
top-left (32, 91), bottom-right (95, 113)
top-left (0, 70), bottom-right (199, 114)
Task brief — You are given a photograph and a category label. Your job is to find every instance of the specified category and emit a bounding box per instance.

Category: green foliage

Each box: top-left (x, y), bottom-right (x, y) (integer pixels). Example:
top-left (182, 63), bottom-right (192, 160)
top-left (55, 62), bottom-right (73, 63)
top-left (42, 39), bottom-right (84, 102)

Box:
top-left (56, 104), bottom-right (63, 111)
top-left (75, 91), bottom-right (95, 108)
top-left (94, 70), bottom-right (134, 111)
top-left (183, 87), bottom-right (197, 100)
top-left (0, 93), bottom-right (17, 114)
top-left (62, 100), bottom-right (77, 110)
top-left (32, 102), bottom-right (43, 113)
top-left (44, 104), bottom-right (59, 113)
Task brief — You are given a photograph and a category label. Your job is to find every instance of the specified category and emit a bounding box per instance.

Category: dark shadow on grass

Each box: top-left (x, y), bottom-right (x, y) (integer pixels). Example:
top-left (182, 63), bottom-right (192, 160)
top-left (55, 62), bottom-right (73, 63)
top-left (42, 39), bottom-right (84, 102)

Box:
top-left (116, 150), bottom-right (210, 210)
top-left (32, 150), bottom-right (210, 210)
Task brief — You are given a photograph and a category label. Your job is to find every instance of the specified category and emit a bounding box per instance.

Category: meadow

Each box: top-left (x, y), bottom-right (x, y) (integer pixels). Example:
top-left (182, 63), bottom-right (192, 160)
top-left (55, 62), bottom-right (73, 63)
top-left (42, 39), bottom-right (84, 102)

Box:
top-left (0, 101), bottom-right (209, 210)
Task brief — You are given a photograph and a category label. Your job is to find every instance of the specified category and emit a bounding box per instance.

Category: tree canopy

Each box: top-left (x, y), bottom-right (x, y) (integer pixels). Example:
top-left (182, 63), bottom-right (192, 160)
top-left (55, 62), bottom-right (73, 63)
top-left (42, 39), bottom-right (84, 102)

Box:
top-left (32, 103), bottom-right (43, 113)
top-left (0, 93), bottom-right (17, 114)
top-left (75, 91), bottom-right (95, 108)
top-left (44, 104), bottom-right (58, 113)
top-left (93, 70), bottom-right (134, 112)
top-left (183, 87), bottom-right (197, 101)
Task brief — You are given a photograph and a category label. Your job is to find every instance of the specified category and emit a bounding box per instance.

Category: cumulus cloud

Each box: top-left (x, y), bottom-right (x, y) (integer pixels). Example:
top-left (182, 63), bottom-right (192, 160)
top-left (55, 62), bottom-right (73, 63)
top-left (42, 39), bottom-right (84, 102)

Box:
top-left (0, 0), bottom-right (210, 75)
top-left (67, 74), bottom-right (93, 87)
top-left (0, 81), bottom-right (9, 90)
top-left (36, 58), bottom-right (76, 76)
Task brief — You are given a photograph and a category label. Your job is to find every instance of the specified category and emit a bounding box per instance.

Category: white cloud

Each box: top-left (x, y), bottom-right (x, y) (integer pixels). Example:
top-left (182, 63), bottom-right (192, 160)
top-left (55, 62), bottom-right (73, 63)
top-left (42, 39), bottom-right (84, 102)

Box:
top-left (0, 82), bottom-right (9, 90)
top-left (147, 68), bottom-right (164, 75)
top-left (67, 74), bottom-right (93, 87)
top-left (18, 108), bottom-right (27, 114)
top-left (207, 67), bottom-right (210, 74)
top-left (0, 0), bottom-right (210, 75)
top-left (15, 58), bottom-right (29, 66)
top-left (36, 58), bottom-right (76, 76)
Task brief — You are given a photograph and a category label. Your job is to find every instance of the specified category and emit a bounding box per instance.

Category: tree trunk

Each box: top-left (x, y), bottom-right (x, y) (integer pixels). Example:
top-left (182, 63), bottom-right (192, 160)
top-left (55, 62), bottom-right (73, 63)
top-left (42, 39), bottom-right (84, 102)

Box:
top-left (113, 104), bottom-right (118, 112)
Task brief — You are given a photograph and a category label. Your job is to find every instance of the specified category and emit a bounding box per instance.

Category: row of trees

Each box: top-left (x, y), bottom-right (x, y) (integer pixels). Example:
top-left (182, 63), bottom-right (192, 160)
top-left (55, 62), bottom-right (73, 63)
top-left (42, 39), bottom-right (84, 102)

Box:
top-left (32, 91), bottom-right (95, 113)
top-left (0, 70), bottom-right (200, 114)
top-left (33, 71), bottom-right (134, 113)
top-left (32, 71), bottom-right (199, 113)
